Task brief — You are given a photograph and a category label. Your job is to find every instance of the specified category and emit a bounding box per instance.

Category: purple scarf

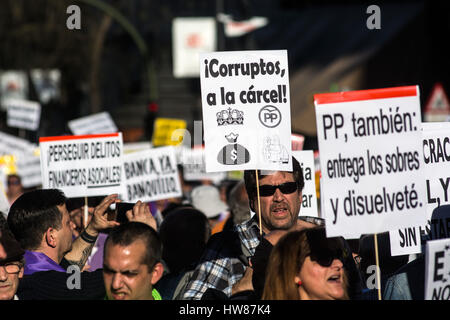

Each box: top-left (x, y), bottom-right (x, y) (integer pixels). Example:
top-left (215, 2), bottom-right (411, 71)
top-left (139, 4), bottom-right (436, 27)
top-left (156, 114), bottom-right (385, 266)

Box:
top-left (24, 251), bottom-right (66, 275)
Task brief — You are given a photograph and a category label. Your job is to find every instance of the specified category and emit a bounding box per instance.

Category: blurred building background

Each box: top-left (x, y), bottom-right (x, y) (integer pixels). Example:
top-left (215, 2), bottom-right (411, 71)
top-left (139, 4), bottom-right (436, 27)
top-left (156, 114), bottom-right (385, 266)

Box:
top-left (0, 0), bottom-right (448, 149)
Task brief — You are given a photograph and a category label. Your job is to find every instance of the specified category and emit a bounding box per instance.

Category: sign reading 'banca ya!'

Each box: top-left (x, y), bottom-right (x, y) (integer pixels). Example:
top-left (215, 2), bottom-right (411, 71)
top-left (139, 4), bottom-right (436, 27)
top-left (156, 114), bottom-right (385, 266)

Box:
top-left (39, 133), bottom-right (125, 198)
top-left (315, 86), bottom-right (427, 238)
top-left (122, 146), bottom-right (182, 203)
top-left (200, 50), bottom-right (292, 172)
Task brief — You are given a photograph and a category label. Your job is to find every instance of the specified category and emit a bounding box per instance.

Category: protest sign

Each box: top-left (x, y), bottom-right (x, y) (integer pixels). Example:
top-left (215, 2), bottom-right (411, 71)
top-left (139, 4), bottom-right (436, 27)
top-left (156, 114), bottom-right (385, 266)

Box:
top-left (68, 112), bottom-right (118, 135)
top-left (39, 133), bottom-right (125, 198)
top-left (152, 118), bottom-right (187, 147)
top-left (200, 50), bottom-right (292, 172)
top-left (315, 86), bottom-right (426, 238)
top-left (425, 238), bottom-right (450, 300)
top-left (390, 122), bottom-right (450, 256)
top-left (293, 150), bottom-right (318, 217)
top-left (182, 147), bottom-right (226, 184)
top-left (5, 99), bottom-right (41, 131)
top-left (122, 146), bottom-right (182, 203)
top-left (15, 147), bottom-right (42, 189)
top-left (0, 131), bottom-right (36, 156)
top-left (389, 226), bottom-right (422, 257)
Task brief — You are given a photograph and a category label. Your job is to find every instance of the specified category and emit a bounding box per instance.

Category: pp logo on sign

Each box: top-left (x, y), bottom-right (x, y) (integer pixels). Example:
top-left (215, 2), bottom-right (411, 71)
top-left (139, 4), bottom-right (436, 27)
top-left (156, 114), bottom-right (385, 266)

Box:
top-left (259, 105), bottom-right (281, 128)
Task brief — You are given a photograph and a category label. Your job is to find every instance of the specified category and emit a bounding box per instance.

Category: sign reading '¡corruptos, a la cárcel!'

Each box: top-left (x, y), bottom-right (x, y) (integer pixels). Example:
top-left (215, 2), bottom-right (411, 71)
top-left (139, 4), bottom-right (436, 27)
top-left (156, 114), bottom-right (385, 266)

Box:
top-left (200, 50), bottom-right (292, 173)
top-left (39, 133), bottom-right (125, 198)
top-left (315, 86), bottom-right (427, 239)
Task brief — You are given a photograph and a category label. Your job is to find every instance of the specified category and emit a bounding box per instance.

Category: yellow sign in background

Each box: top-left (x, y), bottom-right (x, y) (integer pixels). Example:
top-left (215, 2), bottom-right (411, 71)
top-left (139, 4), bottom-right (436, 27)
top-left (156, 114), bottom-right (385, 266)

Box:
top-left (152, 118), bottom-right (187, 146)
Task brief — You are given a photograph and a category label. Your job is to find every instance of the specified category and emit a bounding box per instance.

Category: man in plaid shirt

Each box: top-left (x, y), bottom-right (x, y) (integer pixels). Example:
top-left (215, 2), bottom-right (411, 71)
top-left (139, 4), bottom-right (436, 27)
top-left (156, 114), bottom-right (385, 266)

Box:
top-left (180, 157), bottom-right (305, 300)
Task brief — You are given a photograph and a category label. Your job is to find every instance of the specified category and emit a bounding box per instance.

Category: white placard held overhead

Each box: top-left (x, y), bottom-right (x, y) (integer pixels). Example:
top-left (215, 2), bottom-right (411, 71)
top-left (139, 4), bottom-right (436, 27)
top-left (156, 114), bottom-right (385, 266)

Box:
top-left (315, 86), bottom-right (427, 238)
top-left (5, 99), bottom-right (41, 131)
top-left (425, 238), bottom-right (450, 300)
top-left (68, 112), bottom-right (118, 135)
top-left (200, 50), bottom-right (292, 173)
top-left (39, 133), bottom-right (125, 198)
top-left (293, 150), bottom-right (318, 218)
top-left (390, 122), bottom-right (450, 256)
top-left (123, 146), bottom-right (182, 203)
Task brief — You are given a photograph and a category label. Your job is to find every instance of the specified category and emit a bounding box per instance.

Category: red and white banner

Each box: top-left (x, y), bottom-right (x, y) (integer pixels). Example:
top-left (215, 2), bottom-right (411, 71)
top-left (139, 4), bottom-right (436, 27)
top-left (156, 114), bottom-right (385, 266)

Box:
top-left (39, 133), bottom-right (125, 198)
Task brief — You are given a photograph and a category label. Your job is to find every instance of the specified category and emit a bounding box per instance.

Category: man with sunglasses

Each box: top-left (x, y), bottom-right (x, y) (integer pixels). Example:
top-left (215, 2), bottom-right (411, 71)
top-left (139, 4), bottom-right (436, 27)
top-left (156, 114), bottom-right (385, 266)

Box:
top-left (180, 157), bottom-right (305, 300)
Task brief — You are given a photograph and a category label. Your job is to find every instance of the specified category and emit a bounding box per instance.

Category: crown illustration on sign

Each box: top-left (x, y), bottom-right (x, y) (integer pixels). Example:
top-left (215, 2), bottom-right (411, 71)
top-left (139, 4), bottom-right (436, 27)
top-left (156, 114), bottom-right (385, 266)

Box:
top-left (216, 107), bottom-right (244, 125)
top-left (225, 132), bottom-right (239, 143)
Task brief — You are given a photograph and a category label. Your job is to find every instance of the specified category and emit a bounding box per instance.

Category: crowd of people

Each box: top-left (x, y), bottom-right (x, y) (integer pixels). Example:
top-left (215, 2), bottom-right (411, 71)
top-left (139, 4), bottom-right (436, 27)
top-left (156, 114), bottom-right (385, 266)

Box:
top-left (0, 157), bottom-right (443, 300)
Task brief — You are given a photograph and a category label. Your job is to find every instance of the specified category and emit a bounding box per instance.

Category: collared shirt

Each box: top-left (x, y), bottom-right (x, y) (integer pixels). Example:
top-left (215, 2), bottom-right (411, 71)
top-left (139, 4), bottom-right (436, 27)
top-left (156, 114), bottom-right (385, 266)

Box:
top-left (181, 215), bottom-right (261, 300)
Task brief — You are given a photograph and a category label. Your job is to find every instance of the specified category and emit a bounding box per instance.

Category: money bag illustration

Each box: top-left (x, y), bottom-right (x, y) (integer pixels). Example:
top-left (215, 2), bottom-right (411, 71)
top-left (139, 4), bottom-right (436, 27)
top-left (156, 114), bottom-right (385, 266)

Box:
top-left (217, 133), bottom-right (250, 165)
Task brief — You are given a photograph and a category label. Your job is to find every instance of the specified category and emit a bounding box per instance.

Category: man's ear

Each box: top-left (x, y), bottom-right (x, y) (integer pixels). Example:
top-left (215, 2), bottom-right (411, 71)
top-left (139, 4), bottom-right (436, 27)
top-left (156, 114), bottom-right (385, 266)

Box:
top-left (45, 228), bottom-right (57, 248)
top-left (151, 262), bottom-right (164, 285)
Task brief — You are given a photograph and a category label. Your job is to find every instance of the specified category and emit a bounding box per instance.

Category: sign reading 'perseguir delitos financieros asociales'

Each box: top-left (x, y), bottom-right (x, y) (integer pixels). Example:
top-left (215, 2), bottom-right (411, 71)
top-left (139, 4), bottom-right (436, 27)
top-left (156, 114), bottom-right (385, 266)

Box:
top-left (39, 133), bottom-right (125, 198)
top-left (315, 86), bottom-right (427, 239)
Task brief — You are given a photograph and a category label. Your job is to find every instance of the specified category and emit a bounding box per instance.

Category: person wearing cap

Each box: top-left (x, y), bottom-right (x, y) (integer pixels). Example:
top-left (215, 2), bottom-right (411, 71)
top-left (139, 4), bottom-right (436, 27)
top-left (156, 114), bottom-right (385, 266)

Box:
top-left (180, 157), bottom-right (306, 300)
top-left (0, 223), bottom-right (25, 300)
top-left (190, 185), bottom-right (229, 233)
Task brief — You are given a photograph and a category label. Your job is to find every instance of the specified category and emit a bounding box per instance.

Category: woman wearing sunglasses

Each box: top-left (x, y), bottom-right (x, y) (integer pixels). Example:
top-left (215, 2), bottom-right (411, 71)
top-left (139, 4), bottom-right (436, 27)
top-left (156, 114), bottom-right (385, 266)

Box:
top-left (262, 227), bottom-right (349, 300)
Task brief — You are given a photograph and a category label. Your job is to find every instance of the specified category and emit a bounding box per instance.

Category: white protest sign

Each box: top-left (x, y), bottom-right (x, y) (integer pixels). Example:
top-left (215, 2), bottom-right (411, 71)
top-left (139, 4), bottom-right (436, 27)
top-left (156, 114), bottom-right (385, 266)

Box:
top-left (15, 148), bottom-right (42, 188)
top-left (422, 122), bottom-right (450, 227)
top-left (68, 112), bottom-right (118, 135)
top-left (315, 86), bottom-right (427, 238)
top-left (39, 133), bottom-right (125, 198)
top-left (182, 147), bottom-right (227, 183)
top-left (389, 226), bottom-right (422, 257)
top-left (293, 150), bottom-right (318, 218)
top-left (123, 146), bottom-right (182, 202)
top-left (5, 99), bottom-right (41, 131)
top-left (425, 238), bottom-right (450, 300)
top-left (0, 131), bottom-right (35, 156)
top-left (200, 50), bottom-right (292, 172)
top-left (390, 122), bottom-right (450, 256)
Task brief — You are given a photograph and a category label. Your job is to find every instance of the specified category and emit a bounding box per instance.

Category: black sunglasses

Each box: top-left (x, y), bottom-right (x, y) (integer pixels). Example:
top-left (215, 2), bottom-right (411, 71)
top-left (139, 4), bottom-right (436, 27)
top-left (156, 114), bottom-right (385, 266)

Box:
top-left (310, 248), bottom-right (344, 267)
top-left (258, 182), bottom-right (298, 197)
